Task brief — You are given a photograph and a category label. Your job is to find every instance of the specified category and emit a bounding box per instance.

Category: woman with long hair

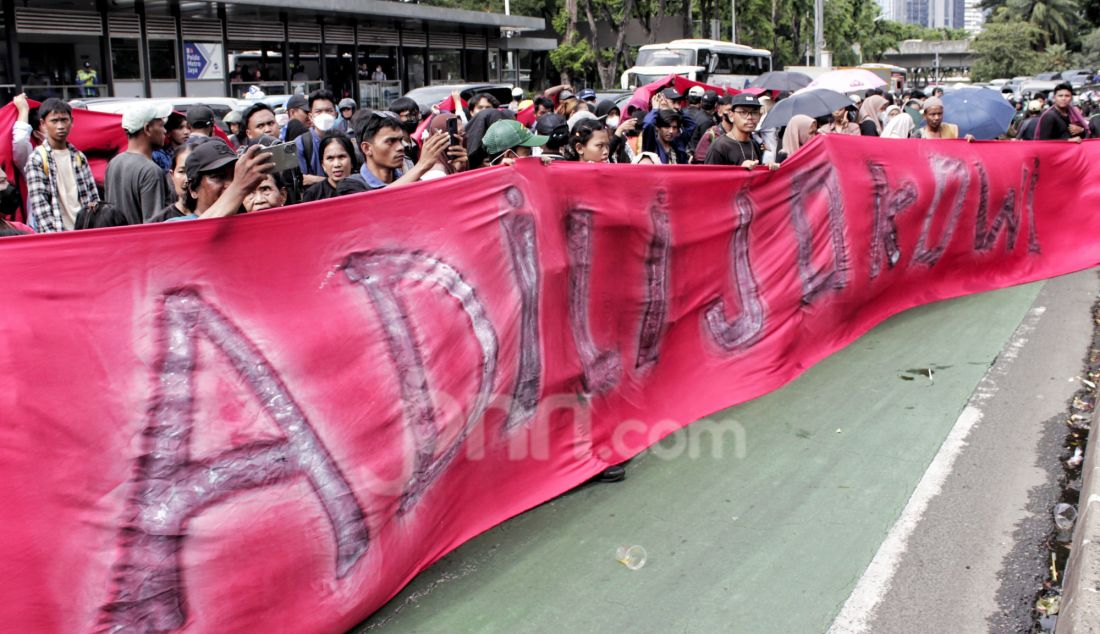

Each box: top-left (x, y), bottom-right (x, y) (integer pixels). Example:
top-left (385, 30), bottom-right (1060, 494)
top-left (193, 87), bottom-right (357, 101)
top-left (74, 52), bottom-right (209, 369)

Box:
top-left (303, 133), bottom-right (359, 202)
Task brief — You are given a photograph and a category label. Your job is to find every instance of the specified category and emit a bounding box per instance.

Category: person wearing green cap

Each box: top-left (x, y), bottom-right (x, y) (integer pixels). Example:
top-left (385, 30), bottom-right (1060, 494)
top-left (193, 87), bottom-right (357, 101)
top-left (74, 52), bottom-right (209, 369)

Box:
top-left (482, 119), bottom-right (549, 166)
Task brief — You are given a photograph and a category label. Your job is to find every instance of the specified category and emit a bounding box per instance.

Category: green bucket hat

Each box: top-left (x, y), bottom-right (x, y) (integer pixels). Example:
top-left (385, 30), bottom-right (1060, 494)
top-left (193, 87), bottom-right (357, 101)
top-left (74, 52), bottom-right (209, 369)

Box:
top-left (483, 120), bottom-right (549, 156)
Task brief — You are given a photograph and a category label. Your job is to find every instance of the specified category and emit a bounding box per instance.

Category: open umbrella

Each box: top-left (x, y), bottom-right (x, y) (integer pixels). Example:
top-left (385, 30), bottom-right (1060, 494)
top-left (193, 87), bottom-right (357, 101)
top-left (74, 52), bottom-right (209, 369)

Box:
top-left (807, 69), bottom-right (886, 94)
top-left (758, 88), bottom-right (851, 130)
top-left (749, 71), bottom-right (812, 92)
top-left (940, 86), bottom-right (1016, 139)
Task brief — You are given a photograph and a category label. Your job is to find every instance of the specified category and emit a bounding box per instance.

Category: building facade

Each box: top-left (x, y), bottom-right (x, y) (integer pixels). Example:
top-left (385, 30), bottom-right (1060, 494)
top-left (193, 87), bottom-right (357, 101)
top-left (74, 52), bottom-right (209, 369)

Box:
top-left (0, 0), bottom-right (551, 104)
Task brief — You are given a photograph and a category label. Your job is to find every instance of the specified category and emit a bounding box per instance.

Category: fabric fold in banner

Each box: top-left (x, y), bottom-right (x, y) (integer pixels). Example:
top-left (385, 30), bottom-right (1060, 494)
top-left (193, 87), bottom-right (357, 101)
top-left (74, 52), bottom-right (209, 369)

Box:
top-left (1, 136), bottom-right (1098, 633)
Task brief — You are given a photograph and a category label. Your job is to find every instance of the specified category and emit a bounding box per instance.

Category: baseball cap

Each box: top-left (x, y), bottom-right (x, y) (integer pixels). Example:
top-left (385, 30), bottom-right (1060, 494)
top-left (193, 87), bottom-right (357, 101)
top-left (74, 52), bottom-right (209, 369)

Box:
top-left (512, 87), bottom-right (524, 99)
top-left (729, 93), bottom-right (763, 109)
top-left (186, 105), bottom-right (215, 129)
top-left (184, 138), bottom-right (237, 184)
top-left (338, 98), bottom-right (357, 111)
top-left (717, 94), bottom-right (735, 106)
top-left (687, 85), bottom-right (705, 98)
top-left (701, 90), bottom-right (719, 108)
top-left (222, 109), bottom-right (243, 124)
top-left (578, 88), bottom-right (597, 101)
top-left (483, 119), bottom-right (549, 155)
top-left (661, 87), bottom-right (684, 100)
top-left (1027, 99), bottom-right (1043, 112)
top-left (121, 101), bottom-right (173, 134)
top-left (286, 94), bottom-right (308, 111)
top-left (534, 113), bottom-right (567, 136)
top-left (559, 90), bottom-right (576, 101)
top-left (567, 110), bottom-right (598, 130)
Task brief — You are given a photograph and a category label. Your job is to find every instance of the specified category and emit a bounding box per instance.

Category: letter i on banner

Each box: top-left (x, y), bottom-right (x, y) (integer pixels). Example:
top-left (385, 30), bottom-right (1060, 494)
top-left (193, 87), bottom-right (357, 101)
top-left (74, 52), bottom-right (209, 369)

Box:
top-left (499, 187), bottom-right (542, 431)
top-left (101, 290), bottom-right (370, 632)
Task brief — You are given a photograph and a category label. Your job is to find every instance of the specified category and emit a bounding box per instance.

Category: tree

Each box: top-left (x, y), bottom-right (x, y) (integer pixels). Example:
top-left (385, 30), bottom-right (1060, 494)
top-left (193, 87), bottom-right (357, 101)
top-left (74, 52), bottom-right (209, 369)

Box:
top-left (970, 20), bottom-right (1043, 81)
top-left (1078, 27), bottom-right (1100, 67)
top-left (1039, 42), bottom-right (1075, 68)
top-left (580, 0), bottom-right (638, 87)
top-left (1005, 0), bottom-right (1080, 46)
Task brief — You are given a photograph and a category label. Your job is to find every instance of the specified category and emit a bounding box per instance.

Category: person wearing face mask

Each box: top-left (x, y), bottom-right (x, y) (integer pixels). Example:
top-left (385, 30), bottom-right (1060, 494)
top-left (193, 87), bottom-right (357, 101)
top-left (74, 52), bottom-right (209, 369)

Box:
top-left (295, 89), bottom-right (339, 188)
top-left (387, 97), bottom-right (424, 164)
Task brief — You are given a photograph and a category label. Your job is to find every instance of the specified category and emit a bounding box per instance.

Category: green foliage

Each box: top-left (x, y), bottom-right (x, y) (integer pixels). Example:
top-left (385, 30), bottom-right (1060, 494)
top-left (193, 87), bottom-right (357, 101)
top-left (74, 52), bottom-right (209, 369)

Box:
top-left (1079, 27), bottom-right (1100, 66)
top-left (1005, 0), bottom-right (1081, 45)
top-left (548, 39), bottom-right (596, 78)
top-left (970, 20), bottom-right (1043, 81)
top-left (1039, 42), bottom-right (1075, 67)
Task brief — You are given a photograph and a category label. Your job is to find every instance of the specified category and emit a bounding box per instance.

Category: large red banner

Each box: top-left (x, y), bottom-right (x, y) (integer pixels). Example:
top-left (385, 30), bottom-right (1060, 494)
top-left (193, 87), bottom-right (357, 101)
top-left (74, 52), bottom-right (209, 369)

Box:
top-left (1, 136), bottom-right (1098, 632)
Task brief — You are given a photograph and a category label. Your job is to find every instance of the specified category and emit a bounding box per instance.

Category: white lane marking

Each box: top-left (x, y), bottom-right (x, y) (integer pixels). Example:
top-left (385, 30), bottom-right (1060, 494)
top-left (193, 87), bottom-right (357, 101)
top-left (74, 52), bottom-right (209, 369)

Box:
top-left (827, 304), bottom-right (1047, 634)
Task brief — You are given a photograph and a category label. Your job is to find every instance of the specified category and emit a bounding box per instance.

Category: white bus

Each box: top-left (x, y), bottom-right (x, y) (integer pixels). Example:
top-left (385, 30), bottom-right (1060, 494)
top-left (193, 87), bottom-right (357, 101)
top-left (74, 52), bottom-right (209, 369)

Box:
top-left (620, 39), bottom-right (772, 90)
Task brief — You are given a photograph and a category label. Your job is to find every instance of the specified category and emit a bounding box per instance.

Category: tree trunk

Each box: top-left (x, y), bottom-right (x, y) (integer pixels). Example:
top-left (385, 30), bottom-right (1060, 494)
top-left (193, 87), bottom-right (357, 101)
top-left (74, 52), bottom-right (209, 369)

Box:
top-left (562, 0), bottom-right (579, 84)
top-left (592, 0), bottom-right (637, 88)
top-left (683, 0), bottom-right (694, 38)
top-left (651, 0), bottom-right (667, 43)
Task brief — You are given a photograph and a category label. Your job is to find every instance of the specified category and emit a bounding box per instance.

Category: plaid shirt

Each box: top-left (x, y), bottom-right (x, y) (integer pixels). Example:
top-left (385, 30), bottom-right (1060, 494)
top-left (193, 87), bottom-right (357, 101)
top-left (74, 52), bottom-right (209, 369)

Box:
top-left (24, 143), bottom-right (99, 233)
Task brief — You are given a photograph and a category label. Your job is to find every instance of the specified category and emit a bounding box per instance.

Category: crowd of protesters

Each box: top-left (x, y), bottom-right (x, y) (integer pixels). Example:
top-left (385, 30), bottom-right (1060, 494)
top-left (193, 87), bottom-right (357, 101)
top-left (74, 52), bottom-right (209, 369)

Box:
top-left (0, 77), bottom-right (1094, 239)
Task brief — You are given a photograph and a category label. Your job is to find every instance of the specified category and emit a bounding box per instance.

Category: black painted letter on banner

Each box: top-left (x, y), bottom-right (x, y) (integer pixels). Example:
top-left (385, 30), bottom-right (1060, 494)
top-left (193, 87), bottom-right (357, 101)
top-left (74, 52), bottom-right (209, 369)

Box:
top-left (912, 155), bottom-right (970, 267)
top-left (343, 250), bottom-right (499, 514)
top-left (566, 209), bottom-right (622, 394)
top-left (635, 191), bottom-right (671, 371)
top-left (789, 162), bottom-right (850, 304)
top-left (500, 187), bottom-right (542, 431)
top-left (101, 290), bottom-right (369, 632)
top-left (704, 187), bottom-right (766, 351)
top-left (867, 162), bottom-right (917, 279)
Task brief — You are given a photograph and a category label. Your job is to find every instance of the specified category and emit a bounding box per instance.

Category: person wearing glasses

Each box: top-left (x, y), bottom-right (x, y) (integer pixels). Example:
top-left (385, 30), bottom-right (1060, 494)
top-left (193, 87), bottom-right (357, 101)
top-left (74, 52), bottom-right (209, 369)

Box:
top-left (704, 94), bottom-right (777, 170)
top-left (340, 111), bottom-right (451, 192)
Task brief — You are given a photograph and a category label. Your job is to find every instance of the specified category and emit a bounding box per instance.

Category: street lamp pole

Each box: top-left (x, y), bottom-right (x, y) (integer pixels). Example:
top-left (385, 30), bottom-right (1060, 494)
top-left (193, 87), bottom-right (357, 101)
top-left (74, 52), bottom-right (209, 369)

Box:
top-left (731, 0), bottom-right (736, 42)
top-left (814, 0), bottom-right (824, 67)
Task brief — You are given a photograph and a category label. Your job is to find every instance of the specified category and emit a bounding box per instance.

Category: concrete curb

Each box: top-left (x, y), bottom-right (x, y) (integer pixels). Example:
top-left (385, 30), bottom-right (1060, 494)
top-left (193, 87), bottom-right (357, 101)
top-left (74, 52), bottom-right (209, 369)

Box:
top-left (1056, 405), bottom-right (1100, 633)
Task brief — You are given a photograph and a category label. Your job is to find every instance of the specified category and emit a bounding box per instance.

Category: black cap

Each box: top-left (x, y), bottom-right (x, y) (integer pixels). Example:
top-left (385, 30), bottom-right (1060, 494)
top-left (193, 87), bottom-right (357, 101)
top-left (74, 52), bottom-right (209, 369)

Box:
top-left (701, 90), bottom-right (719, 108)
top-left (534, 113), bottom-right (567, 135)
top-left (729, 93), bottom-right (763, 109)
top-left (717, 94), bottom-right (735, 106)
top-left (185, 139), bottom-right (237, 185)
top-left (186, 105), bottom-right (215, 129)
top-left (285, 94), bottom-right (307, 111)
top-left (661, 87), bottom-right (684, 100)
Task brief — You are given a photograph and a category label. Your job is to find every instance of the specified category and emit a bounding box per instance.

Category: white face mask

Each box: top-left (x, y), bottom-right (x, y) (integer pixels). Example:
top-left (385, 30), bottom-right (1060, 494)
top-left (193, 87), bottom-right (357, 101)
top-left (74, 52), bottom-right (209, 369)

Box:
top-left (606, 116), bottom-right (620, 128)
top-left (313, 113), bottom-right (335, 132)
top-left (275, 113), bottom-right (289, 127)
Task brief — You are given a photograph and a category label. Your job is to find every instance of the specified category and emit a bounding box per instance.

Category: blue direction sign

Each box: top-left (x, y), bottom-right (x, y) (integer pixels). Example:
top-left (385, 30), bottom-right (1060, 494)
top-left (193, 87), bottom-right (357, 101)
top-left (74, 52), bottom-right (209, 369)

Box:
top-left (183, 43), bottom-right (224, 81)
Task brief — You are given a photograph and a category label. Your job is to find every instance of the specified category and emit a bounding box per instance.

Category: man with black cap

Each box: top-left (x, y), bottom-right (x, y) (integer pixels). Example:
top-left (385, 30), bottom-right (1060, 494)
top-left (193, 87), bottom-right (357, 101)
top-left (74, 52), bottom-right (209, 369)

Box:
top-left (651, 86), bottom-right (684, 111)
top-left (171, 139), bottom-right (275, 220)
top-left (578, 88), bottom-right (597, 104)
top-left (705, 93), bottom-right (777, 170)
top-left (282, 94), bottom-right (310, 142)
top-left (533, 113), bottom-right (569, 160)
top-left (186, 105), bottom-right (216, 138)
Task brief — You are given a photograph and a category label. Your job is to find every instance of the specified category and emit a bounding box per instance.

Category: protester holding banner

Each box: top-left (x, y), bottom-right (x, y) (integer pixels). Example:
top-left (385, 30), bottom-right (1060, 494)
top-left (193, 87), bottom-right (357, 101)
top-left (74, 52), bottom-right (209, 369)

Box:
top-left (483, 119), bottom-right (549, 166)
top-left (914, 97), bottom-right (959, 139)
top-left (25, 98), bottom-right (99, 232)
top-left (1037, 83), bottom-right (1089, 142)
top-left (705, 94), bottom-right (776, 171)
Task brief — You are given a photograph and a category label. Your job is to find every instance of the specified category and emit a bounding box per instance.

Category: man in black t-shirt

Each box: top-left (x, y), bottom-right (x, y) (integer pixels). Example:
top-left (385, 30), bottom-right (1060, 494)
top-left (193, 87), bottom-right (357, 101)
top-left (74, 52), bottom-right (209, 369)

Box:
top-left (704, 93), bottom-right (778, 170)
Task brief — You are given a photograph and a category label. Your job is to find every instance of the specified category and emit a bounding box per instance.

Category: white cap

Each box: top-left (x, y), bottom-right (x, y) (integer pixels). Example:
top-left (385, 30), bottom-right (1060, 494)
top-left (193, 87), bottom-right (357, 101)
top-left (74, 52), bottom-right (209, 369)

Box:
top-left (512, 87), bottom-right (524, 98)
top-left (687, 85), bottom-right (705, 98)
top-left (120, 102), bottom-right (173, 134)
top-left (567, 110), bottom-right (598, 131)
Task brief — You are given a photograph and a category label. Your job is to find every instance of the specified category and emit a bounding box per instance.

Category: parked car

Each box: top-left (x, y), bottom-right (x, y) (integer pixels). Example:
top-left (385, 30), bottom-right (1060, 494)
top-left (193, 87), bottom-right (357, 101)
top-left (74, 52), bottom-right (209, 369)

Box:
top-left (85, 97), bottom-right (243, 122)
top-left (403, 83), bottom-right (514, 116)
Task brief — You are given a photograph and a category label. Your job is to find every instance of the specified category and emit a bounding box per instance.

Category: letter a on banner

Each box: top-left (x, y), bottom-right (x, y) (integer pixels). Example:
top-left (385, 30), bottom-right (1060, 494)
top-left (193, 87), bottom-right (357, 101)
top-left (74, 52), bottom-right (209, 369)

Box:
top-left (101, 290), bottom-right (369, 632)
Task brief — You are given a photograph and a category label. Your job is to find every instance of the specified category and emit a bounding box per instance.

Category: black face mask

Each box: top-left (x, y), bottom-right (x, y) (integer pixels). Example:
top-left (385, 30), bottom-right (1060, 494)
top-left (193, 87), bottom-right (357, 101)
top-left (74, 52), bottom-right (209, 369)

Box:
top-left (400, 118), bottom-right (419, 135)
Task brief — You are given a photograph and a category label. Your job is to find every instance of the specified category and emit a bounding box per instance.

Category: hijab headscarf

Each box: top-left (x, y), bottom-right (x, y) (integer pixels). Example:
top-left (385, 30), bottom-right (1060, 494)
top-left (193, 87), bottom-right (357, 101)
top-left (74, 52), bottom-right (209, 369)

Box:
top-left (881, 110), bottom-right (915, 138)
top-left (858, 95), bottom-right (888, 133)
top-left (781, 115), bottom-right (816, 157)
top-left (594, 100), bottom-right (619, 118)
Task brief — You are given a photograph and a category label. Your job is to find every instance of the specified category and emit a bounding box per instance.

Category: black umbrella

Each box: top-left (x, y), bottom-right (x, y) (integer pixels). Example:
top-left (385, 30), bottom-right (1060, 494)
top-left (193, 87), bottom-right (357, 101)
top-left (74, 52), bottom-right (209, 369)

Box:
top-left (749, 71), bottom-right (812, 92)
top-left (758, 88), bottom-right (851, 130)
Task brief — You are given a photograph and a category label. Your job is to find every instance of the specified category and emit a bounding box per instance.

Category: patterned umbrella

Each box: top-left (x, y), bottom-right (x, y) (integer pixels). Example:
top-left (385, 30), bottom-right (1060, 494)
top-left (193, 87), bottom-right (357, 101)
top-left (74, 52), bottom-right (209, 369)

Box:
top-left (807, 69), bottom-right (886, 94)
top-left (941, 87), bottom-right (1017, 139)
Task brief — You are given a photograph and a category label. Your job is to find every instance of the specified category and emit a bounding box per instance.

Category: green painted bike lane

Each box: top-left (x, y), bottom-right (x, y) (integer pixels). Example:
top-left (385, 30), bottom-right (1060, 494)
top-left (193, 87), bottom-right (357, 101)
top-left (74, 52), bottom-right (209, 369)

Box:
top-left (356, 281), bottom-right (1043, 634)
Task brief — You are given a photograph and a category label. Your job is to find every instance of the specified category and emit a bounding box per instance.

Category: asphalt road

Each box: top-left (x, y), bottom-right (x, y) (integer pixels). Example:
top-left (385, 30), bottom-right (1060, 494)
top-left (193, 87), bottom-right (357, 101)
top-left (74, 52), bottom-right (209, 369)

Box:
top-left (353, 269), bottom-right (1099, 633)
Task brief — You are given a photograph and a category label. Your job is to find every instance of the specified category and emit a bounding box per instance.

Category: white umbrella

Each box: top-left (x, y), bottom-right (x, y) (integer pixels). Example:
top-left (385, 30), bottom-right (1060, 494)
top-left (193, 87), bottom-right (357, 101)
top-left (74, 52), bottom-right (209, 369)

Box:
top-left (807, 69), bottom-right (886, 94)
